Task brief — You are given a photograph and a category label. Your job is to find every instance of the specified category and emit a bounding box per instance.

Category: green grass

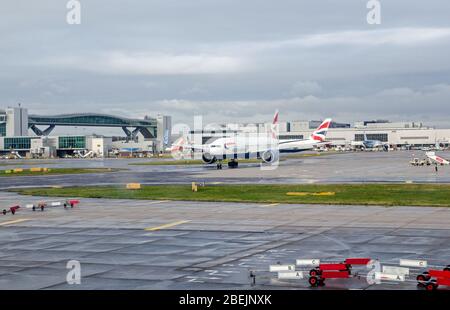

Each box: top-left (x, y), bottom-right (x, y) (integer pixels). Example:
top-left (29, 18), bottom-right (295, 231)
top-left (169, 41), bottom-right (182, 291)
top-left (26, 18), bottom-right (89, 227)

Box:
top-left (11, 184), bottom-right (450, 207)
top-left (0, 167), bottom-right (120, 177)
top-left (129, 158), bottom-right (263, 166)
top-left (0, 161), bottom-right (56, 166)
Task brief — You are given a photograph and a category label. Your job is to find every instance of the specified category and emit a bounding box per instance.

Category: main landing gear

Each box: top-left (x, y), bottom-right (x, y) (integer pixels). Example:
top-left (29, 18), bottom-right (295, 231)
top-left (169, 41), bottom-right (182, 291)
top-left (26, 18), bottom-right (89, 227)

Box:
top-left (228, 159), bottom-right (238, 168)
top-left (216, 161), bottom-right (223, 169)
top-left (216, 159), bottom-right (239, 169)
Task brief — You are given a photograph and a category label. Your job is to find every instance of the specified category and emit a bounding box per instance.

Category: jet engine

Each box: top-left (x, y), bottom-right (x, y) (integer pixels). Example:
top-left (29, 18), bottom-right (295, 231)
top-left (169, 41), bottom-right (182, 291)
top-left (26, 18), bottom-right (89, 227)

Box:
top-left (202, 153), bottom-right (217, 164)
top-left (261, 150), bottom-right (279, 163)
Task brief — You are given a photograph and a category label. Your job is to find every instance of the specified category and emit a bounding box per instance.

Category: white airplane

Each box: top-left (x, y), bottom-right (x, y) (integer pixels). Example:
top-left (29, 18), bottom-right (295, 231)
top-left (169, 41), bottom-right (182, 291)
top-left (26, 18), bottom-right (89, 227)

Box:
top-left (277, 117), bottom-right (332, 154)
top-left (169, 112), bottom-right (332, 169)
top-left (426, 152), bottom-right (450, 165)
top-left (351, 133), bottom-right (389, 151)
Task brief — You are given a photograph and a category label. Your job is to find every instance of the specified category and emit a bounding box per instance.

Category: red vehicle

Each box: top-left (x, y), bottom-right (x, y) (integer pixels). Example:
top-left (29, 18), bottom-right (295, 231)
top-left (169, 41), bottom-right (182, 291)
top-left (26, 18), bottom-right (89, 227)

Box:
top-left (2, 205), bottom-right (20, 215)
top-left (64, 199), bottom-right (80, 208)
top-left (417, 266), bottom-right (450, 290)
top-left (309, 258), bottom-right (371, 287)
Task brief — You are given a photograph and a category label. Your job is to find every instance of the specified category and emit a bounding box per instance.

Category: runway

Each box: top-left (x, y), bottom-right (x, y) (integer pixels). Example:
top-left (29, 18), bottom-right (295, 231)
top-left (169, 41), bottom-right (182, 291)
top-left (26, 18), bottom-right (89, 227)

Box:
top-left (0, 191), bottom-right (449, 290)
top-left (1, 151), bottom-right (450, 189)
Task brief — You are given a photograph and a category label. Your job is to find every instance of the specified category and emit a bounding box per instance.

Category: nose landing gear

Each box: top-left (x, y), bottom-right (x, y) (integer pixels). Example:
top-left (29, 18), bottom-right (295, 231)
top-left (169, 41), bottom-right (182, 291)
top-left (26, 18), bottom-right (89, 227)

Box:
top-left (216, 161), bottom-right (223, 169)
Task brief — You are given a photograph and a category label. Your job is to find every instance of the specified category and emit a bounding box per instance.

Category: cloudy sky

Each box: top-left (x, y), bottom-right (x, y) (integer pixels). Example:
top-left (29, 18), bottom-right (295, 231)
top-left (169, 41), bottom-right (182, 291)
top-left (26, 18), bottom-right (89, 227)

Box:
top-left (1, 0), bottom-right (450, 134)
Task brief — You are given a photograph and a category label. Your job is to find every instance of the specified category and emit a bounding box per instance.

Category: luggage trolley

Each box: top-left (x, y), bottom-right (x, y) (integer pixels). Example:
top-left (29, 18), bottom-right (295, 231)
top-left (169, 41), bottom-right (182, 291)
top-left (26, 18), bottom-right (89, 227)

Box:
top-left (32, 199), bottom-right (80, 211)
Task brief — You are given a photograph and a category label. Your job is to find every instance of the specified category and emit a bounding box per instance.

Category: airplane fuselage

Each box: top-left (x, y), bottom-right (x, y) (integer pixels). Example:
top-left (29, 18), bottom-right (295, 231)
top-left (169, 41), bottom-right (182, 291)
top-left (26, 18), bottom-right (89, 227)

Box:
top-left (203, 135), bottom-right (318, 158)
top-left (362, 140), bottom-right (383, 148)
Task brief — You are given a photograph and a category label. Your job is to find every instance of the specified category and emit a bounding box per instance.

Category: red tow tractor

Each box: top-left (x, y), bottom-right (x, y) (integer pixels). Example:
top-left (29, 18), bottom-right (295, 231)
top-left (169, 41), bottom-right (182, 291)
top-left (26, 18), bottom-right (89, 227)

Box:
top-left (308, 258), bottom-right (371, 287)
top-left (2, 205), bottom-right (20, 215)
top-left (417, 265), bottom-right (450, 290)
top-left (64, 199), bottom-right (80, 208)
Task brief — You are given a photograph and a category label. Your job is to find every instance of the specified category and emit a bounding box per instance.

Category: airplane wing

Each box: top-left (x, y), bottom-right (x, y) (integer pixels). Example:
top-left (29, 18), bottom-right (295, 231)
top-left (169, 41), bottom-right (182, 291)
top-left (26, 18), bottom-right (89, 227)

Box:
top-left (426, 152), bottom-right (450, 165)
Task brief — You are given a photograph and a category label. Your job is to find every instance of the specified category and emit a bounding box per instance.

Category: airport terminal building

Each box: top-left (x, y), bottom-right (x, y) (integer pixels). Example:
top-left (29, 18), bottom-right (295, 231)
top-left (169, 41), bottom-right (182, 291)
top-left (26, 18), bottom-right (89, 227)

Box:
top-left (191, 119), bottom-right (450, 149)
top-left (2, 105), bottom-right (450, 158)
top-left (0, 106), bottom-right (172, 158)
top-left (280, 120), bottom-right (450, 147)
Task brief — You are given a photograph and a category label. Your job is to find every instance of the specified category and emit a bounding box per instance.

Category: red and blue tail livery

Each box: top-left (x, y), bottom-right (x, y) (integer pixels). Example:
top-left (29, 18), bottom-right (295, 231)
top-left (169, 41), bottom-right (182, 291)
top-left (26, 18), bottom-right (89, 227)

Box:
top-left (311, 118), bottom-right (332, 141)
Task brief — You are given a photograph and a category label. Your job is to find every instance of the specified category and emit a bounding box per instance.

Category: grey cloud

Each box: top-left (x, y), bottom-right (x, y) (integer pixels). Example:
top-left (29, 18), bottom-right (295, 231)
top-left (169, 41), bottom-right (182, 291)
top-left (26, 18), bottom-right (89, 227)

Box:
top-left (288, 81), bottom-right (322, 97)
top-left (144, 83), bottom-right (450, 127)
top-left (1, 1), bottom-right (450, 128)
top-left (43, 52), bottom-right (245, 75)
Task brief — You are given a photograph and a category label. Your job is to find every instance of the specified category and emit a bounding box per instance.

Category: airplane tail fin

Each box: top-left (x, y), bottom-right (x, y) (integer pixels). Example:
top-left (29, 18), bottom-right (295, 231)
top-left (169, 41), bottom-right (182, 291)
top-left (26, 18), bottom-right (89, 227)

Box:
top-left (272, 110), bottom-right (279, 125)
top-left (310, 118), bottom-right (332, 142)
top-left (167, 136), bottom-right (187, 153)
top-left (270, 110), bottom-right (279, 139)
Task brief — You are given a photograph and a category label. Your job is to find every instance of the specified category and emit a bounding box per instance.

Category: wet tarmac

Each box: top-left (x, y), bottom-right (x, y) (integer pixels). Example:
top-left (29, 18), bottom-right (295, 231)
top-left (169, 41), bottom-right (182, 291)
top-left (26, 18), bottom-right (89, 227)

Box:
top-left (1, 151), bottom-right (450, 189)
top-left (0, 191), bottom-right (449, 290)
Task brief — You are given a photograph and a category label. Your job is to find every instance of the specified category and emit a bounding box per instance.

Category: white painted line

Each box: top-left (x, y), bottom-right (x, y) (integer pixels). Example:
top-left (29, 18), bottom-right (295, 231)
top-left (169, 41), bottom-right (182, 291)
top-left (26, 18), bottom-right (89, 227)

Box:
top-left (260, 203), bottom-right (280, 208)
top-left (186, 277), bottom-right (204, 283)
top-left (148, 200), bottom-right (170, 205)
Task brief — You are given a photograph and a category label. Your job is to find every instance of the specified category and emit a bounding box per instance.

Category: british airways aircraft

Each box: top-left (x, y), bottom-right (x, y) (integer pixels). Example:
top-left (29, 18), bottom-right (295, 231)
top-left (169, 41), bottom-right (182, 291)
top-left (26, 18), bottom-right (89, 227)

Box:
top-left (169, 111), bottom-right (332, 169)
top-left (426, 152), bottom-right (450, 165)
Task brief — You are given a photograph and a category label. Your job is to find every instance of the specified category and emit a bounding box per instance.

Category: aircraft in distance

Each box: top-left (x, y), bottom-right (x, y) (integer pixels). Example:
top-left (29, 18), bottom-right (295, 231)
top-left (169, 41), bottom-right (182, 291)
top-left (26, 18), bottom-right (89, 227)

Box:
top-left (426, 152), bottom-right (450, 165)
top-left (169, 112), bottom-right (332, 169)
top-left (351, 133), bottom-right (389, 151)
top-left (410, 152), bottom-right (450, 171)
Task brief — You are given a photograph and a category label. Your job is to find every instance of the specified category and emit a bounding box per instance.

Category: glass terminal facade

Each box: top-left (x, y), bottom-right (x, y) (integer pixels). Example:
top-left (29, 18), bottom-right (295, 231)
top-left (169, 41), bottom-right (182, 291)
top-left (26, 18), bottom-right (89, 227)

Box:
top-left (58, 136), bottom-right (86, 149)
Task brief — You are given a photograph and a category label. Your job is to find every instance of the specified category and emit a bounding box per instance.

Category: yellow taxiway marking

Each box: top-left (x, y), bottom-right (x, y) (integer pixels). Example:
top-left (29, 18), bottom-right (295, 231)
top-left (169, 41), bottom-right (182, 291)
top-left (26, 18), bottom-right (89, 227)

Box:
top-left (260, 203), bottom-right (280, 208)
top-left (148, 200), bottom-right (170, 204)
top-left (0, 218), bottom-right (30, 226)
top-left (144, 220), bottom-right (190, 231)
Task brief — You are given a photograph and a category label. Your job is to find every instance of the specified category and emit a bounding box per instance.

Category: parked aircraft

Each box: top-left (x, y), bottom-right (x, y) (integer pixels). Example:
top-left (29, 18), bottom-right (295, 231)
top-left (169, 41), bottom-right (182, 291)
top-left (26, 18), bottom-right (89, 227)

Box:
top-left (351, 133), bottom-right (388, 151)
top-left (426, 152), bottom-right (450, 165)
top-left (410, 152), bottom-right (449, 171)
top-left (169, 112), bottom-right (332, 169)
